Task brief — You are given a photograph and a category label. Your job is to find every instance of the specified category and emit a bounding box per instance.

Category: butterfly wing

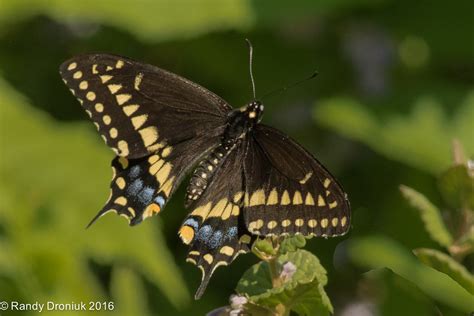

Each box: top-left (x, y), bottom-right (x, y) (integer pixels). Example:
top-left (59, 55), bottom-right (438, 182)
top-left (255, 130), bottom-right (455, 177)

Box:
top-left (178, 141), bottom-right (253, 299)
top-left (89, 131), bottom-right (222, 226)
top-left (60, 54), bottom-right (231, 158)
top-left (243, 124), bottom-right (350, 237)
top-left (60, 54), bottom-right (231, 225)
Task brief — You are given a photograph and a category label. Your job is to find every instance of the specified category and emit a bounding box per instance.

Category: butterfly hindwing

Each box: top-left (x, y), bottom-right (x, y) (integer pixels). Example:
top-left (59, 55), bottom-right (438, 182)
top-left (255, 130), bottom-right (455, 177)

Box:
top-left (89, 155), bottom-right (165, 226)
top-left (242, 124), bottom-right (350, 237)
top-left (178, 141), bottom-right (253, 299)
top-left (186, 216), bottom-right (252, 299)
top-left (59, 54), bottom-right (231, 159)
top-left (90, 131), bottom-right (224, 226)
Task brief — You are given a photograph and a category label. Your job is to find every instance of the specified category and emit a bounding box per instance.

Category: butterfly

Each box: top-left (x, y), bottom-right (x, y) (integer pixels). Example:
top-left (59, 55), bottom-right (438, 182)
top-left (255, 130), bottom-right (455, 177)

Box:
top-left (59, 51), bottom-right (350, 299)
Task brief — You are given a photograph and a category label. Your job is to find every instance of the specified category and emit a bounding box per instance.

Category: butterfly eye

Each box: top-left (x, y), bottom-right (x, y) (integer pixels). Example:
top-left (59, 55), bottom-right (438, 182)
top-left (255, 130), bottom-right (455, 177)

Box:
top-left (259, 104), bottom-right (264, 111)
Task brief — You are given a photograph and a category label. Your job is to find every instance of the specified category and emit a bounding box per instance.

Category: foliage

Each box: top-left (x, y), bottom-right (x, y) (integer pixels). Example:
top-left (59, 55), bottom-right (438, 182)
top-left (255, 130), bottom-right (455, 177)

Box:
top-left (313, 93), bottom-right (474, 174)
top-left (279, 235), bottom-right (307, 254)
top-left (111, 267), bottom-right (152, 316)
top-left (438, 164), bottom-right (474, 212)
top-left (0, 78), bottom-right (188, 313)
top-left (209, 236), bottom-right (333, 316)
top-left (349, 236), bottom-right (474, 313)
top-left (241, 247), bottom-right (332, 315)
top-left (414, 248), bottom-right (474, 295)
top-left (399, 185), bottom-right (453, 248)
top-left (0, 0), bottom-right (253, 42)
top-left (1, 0), bottom-right (473, 315)
top-left (350, 142), bottom-right (474, 314)
top-left (401, 143), bottom-right (473, 259)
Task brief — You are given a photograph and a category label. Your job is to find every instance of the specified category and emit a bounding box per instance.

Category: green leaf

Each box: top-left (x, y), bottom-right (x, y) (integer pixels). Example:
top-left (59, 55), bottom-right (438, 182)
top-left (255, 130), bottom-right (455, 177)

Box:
top-left (242, 302), bottom-right (275, 316)
top-left (438, 165), bottom-right (474, 211)
top-left (0, 77), bottom-right (189, 308)
top-left (237, 250), bottom-right (333, 316)
top-left (0, 0), bottom-right (254, 42)
top-left (279, 235), bottom-right (307, 254)
top-left (457, 226), bottom-right (474, 249)
top-left (349, 236), bottom-right (474, 313)
top-left (252, 0), bottom-right (387, 24)
top-left (400, 185), bottom-right (453, 247)
top-left (252, 239), bottom-right (277, 258)
top-left (111, 267), bottom-right (151, 316)
top-left (313, 92), bottom-right (474, 174)
top-left (414, 248), bottom-right (474, 295)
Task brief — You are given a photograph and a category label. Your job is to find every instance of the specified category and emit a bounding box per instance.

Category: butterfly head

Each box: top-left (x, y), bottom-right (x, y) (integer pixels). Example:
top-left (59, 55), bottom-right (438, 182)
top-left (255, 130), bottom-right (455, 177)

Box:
top-left (225, 100), bottom-right (264, 140)
top-left (243, 100), bottom-right (264, 123)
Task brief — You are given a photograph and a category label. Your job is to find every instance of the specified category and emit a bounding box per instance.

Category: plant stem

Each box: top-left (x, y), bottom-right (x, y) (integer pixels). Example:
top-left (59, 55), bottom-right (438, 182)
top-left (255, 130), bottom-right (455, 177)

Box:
top-left (451, 138), bottom-right (466, 165)
top-left (268, 255), bottom-right (289, 315)
top-left (275, 303), bottom-right (289, 316)
top-left (268, 256), bottom-right (282, 288)
top-left (253, 237), bottom-right (290, 315)
top-left (449, 206), bottom-right (473, 261)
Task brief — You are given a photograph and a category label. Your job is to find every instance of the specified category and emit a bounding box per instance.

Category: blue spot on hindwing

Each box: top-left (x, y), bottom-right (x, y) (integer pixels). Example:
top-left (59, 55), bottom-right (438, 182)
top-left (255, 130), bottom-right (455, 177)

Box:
top-left (225, 227), bottom-right (238, 241)
top-left (208, 230), bottom-right (223, 249)
top-left (184, 218), bottom-right (199, 230)
top-left (129, 165), bottom-right (141, 179)
top-left (127, 179), bottom-right (143, 196)
top-left (138, 186), bottom-right (154, 205)
top-left (197, 225), bottom-right (212, 241)
top-left (154, 196), bottom-right (166, 208)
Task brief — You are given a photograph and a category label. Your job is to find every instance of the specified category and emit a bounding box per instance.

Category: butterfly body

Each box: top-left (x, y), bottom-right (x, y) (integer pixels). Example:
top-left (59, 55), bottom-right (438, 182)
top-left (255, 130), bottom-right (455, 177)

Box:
top-left (59, 53), bottom-right (350, 299)
top-left (185, 142), bottom-right (237, 205)
top-left (185, 101), bottom-right (264, 206)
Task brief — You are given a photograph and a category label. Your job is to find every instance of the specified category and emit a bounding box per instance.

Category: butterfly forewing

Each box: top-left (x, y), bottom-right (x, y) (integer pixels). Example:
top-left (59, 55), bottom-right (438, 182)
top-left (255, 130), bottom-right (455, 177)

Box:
top-left (242, 125), bottom-right (350, 237)
top-left (60, 54), bottom-right (231, 225)
top-left (59, 54), bottom-right (230, 159)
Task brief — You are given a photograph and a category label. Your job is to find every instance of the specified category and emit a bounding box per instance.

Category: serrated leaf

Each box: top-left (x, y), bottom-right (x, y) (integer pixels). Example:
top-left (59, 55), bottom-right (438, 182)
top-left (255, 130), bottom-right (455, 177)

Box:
top-left (252, 239), bottom-right (277, 258)
top-left (414, 248), bottom-right (474, 295)
top-left (438, 165), bottom-right (474, 211)
top-left (236, 260), bottom-right (273, 296)
top-left (349, 236), bottom-right (474, 313)
top-left (279, 235), bottom-right (307, 254)
top-left (400, 185), bottom-right (453, 247)
top-left (237, 250), bottom-right (333, 316)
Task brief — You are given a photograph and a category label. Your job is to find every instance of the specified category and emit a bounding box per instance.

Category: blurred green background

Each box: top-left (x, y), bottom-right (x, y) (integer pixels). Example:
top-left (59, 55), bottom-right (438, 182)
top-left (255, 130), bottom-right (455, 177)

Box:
top-left (0, 0), bottom-right (473, 315)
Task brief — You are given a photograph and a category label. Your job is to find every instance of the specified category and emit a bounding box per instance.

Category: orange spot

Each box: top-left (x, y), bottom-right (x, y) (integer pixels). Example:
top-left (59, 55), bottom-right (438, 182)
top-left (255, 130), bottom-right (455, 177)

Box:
top-left (143, 203), bottom-right (161, 219)
top-left (179, 225), bottom-right (195, 245)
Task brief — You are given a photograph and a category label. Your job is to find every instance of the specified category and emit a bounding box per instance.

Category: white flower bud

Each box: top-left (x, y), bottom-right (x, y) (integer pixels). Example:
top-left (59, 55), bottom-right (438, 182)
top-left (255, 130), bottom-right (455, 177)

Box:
top-left (280, 261), bottom-right (297, 281)
top-left (229, 294), bottom-right (248, 309)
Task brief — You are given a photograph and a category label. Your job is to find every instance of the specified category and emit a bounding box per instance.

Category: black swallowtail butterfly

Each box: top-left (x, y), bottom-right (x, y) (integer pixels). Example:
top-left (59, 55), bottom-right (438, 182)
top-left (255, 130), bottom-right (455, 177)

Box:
top-left (59, 51), bottom-right (350, 299)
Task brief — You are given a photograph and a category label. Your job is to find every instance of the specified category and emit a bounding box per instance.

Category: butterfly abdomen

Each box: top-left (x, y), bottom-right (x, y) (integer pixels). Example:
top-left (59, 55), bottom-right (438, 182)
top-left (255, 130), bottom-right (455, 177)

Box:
top-left (185, 141), bottom-right (240, 207)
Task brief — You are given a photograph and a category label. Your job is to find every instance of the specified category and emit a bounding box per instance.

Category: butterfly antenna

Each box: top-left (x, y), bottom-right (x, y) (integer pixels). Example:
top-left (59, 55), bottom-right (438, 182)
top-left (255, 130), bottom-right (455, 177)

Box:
top-left (245, 38), bottom-right (257, 100)
top-left (261, 70), bottom-right (319, 100)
